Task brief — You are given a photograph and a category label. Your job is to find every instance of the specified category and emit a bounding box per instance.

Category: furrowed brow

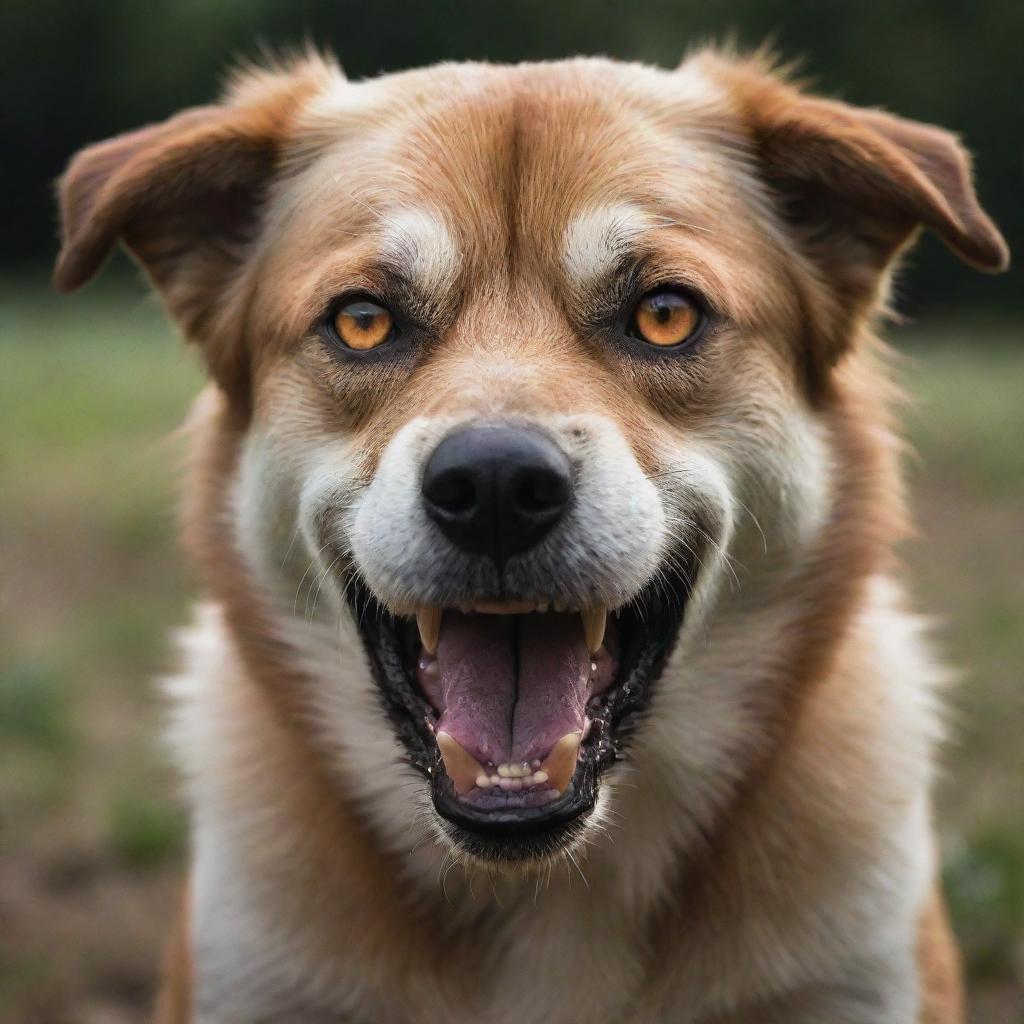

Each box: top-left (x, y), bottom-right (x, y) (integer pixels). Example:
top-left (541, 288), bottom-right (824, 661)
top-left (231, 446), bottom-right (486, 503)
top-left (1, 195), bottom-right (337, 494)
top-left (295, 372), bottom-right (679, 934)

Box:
top-left (377, 207), bottom-right (461, 309)
top-left (562, 203), bottom-right (652, 296)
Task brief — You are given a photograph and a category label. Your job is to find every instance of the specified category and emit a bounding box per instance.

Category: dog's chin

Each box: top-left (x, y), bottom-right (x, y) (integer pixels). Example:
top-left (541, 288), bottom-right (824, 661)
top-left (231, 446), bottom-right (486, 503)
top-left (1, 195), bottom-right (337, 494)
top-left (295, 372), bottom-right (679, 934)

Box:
top-left (345, 554), bottom-right (694, 866)
top-left (428, 754), bottom-right (601, 867)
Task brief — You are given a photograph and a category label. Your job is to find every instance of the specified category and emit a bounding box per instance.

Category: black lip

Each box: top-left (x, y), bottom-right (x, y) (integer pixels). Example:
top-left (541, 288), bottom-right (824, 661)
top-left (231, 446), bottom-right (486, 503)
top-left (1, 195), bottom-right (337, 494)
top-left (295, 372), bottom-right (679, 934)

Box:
top-left (431, 763), bottom-right (597, 862)
top-left (347, 553), bottom-right (695, 862)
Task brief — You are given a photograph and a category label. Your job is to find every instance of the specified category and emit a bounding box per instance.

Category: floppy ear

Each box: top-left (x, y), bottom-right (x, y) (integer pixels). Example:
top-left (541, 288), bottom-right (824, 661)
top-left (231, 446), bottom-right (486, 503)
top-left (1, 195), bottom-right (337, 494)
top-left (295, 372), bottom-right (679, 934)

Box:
top-left (54, 56), bottom-right (336, 393)
top-left (702, 54), bottom-right (1009, 369)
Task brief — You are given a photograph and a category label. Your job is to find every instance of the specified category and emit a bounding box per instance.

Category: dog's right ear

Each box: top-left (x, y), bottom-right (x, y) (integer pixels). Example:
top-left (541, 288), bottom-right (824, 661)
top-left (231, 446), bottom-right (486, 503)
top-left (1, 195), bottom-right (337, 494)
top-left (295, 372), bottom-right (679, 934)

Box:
top-left (54, 56), bottom-right (336, 392)
top-left (55, 105), bottom-right (259, 297)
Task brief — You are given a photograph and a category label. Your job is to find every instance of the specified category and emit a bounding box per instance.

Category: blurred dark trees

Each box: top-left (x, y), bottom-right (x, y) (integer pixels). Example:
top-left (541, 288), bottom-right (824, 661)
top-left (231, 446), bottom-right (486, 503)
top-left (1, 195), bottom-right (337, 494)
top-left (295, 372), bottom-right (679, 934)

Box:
top-left (3, 0), bottom-right (1019, 313)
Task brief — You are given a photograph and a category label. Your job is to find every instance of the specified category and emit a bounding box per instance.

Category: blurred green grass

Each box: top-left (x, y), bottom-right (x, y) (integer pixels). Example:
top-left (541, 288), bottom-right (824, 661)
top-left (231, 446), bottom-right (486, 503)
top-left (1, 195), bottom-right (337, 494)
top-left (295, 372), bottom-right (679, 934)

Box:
top-left (0, 284), bottom-right (199, 1023)
top-left (1, 285), bottom-right (1021, 1022)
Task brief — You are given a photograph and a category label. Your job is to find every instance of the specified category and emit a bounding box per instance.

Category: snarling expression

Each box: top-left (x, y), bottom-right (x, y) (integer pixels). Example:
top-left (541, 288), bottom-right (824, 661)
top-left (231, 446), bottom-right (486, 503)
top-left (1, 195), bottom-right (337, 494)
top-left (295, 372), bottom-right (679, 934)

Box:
top-left (55, 53), bottom-right (1006, 868)
top-left (237, 62), bottom-right (820, 864)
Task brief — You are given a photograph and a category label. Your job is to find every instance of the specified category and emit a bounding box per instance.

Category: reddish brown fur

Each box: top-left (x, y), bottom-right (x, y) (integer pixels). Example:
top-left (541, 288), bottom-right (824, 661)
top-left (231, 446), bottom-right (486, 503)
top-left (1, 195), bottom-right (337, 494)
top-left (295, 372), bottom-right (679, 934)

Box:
top-left (917, 887), bottom-right (966, 1023)
top-left (54, 50), bottom-right (1007, 1023)
top-left (173, 389), bottom-right (496, 1012)
top-left (153, 880), bottom-right (192, 1024)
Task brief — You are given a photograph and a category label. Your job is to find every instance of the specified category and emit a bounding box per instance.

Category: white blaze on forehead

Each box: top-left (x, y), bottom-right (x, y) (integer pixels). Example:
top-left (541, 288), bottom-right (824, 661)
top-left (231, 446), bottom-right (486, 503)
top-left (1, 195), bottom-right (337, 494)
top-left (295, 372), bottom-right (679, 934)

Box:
top-left (562, 203), bottom-right (652, 294)
top-left (378, 207), bottom-right (460, 297)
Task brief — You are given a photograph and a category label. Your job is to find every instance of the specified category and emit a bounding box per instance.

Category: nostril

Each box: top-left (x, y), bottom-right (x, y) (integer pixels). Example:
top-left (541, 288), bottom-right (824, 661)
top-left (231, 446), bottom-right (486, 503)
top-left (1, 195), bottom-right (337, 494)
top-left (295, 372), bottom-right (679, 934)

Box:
top-left (515, 469), bottom-right (570, 515)
top-left (425, 468), bottom-right (479, 519)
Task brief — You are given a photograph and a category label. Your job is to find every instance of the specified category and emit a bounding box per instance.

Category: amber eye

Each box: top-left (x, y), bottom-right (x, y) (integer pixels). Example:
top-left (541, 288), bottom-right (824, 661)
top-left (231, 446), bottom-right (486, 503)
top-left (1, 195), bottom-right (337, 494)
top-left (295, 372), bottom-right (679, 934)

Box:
top-left (630, 288), bottom-right (702, 347)
top-left (332, 299), bottom-right (395, 351)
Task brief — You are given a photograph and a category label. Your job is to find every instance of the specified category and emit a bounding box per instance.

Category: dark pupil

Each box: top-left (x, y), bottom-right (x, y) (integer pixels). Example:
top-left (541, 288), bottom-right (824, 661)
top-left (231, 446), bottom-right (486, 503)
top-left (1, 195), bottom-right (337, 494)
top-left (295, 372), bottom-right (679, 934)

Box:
top-left (651, 295), bottom-right (678, 323)
top-left (346, 302), bottom-right (381, 331)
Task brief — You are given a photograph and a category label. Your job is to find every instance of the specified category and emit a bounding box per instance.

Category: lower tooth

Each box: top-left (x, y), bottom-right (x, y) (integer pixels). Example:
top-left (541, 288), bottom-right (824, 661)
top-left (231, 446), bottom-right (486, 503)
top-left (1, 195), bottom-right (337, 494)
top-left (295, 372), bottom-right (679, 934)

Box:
top-left (435, 731), bottom-right (486, 796)
top-left (540, 730), bottom-right (583, 794)
top-left (475, 773), bottom-right (491, 789)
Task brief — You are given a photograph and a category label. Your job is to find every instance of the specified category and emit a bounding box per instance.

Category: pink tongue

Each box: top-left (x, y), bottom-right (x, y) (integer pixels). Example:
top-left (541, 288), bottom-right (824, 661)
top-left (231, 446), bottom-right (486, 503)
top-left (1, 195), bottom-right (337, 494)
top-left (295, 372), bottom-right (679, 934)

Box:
top-left (433, 612), bottom-right (591, 766)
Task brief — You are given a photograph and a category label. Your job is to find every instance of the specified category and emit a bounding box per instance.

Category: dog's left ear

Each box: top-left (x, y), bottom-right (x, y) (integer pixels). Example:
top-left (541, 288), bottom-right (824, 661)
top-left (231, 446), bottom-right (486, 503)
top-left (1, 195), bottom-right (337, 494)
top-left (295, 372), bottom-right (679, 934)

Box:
top-left (699, 53), bottom-right (1009, 368)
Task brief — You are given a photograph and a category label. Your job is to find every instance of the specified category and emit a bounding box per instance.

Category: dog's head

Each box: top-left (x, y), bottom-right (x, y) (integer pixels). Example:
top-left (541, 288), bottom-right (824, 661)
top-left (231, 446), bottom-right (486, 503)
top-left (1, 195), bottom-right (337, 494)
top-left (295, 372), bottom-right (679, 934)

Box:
top-left (56, 52), bottom-right (1006, 867)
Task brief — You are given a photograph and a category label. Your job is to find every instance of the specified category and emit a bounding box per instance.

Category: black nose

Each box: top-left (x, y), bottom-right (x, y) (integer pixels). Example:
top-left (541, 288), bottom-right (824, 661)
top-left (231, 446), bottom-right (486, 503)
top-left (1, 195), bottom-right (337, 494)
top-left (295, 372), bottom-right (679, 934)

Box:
top-left (422, 423), bottom-right (573, 565)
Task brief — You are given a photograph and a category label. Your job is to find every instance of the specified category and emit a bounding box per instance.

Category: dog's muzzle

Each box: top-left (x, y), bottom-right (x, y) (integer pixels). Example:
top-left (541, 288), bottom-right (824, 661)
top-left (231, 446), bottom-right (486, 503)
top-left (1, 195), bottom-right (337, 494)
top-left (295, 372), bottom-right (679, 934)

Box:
top-left (340, 416), bottom-right (702, 861)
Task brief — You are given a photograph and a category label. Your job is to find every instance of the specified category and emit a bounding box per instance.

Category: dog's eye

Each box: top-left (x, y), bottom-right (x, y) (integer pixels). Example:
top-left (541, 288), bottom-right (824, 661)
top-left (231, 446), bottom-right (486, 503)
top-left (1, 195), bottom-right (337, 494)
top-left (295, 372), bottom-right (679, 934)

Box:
top-left (333, 299), bottom-right (395, 351)
top-left (629, 288), bottom-right (702, 348)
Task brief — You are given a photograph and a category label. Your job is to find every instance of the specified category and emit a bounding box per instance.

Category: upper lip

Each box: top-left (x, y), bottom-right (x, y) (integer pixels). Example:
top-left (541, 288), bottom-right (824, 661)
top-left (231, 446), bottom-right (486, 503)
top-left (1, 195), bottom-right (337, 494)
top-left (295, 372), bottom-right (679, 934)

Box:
top-left (415, 603), bottom-right (607, 653)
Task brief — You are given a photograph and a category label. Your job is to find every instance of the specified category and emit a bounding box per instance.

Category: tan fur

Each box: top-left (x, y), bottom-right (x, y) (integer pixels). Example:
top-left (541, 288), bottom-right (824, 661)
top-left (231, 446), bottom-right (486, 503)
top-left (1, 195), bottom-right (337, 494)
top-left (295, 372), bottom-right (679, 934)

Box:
top-left (917, 887), bottom-right (966, 1024)
top-left (55, 49), bottom-right (1006, 1024)
top-left (153, 880), bottom-right (191, 1024)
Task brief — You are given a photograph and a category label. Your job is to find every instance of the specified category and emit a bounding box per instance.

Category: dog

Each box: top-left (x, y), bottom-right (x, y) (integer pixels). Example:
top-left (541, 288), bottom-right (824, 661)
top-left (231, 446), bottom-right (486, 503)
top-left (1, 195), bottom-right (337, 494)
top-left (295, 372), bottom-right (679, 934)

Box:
top-left (55, 47), bottom-right (1008, 1024)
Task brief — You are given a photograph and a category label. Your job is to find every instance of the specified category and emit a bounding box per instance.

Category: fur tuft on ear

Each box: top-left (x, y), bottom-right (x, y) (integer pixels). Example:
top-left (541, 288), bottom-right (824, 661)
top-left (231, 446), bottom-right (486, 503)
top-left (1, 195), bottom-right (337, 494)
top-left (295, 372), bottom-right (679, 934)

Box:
top-left (53, 53), bottom-right (339, 392)
top-left (693, 50), bottom-right (1008, 367)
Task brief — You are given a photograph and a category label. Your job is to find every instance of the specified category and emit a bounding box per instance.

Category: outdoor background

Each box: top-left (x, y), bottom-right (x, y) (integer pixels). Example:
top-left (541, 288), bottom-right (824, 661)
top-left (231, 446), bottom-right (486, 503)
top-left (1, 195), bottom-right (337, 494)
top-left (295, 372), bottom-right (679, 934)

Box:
top-left (1, 1), bottom-right (1021, 1021)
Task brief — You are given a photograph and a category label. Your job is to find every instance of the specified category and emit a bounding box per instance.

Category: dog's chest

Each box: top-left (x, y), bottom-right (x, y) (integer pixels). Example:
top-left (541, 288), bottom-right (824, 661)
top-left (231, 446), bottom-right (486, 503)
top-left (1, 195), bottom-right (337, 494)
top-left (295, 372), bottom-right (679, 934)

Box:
top-left (191, 859), bottom-right (650, 1024)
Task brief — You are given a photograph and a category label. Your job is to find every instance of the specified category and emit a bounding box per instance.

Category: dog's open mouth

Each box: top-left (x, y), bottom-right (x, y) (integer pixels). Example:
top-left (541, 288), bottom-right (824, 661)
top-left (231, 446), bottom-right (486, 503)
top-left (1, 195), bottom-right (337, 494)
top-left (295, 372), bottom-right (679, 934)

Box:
top-left (347, 559), bottom-right (694, 860)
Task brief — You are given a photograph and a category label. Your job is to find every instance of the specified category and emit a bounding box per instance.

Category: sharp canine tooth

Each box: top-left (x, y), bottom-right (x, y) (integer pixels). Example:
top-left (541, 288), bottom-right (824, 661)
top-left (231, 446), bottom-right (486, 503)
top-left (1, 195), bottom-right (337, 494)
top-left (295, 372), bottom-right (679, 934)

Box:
top-left (580, 606), bottom-right (607, 653)
top-left (540, 730), bottom-right (583, 794)
top-left (416, 607), bottom-right (442, 654)
top-left (436, 732), bottom-right (485, 796)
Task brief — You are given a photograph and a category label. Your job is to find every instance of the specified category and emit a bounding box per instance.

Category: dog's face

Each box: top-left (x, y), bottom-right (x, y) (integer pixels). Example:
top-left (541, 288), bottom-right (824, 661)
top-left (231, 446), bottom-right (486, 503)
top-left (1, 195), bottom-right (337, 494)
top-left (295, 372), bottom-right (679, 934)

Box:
top-left (56, 53), bottom-right (1006, 866)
